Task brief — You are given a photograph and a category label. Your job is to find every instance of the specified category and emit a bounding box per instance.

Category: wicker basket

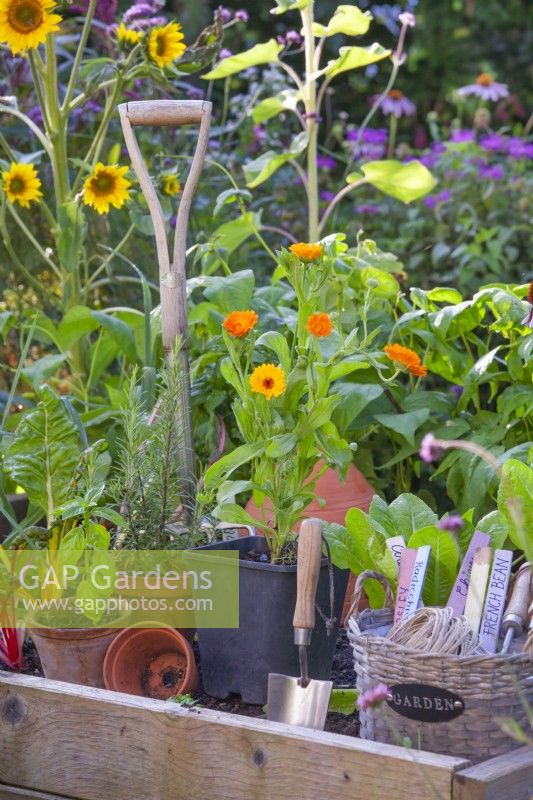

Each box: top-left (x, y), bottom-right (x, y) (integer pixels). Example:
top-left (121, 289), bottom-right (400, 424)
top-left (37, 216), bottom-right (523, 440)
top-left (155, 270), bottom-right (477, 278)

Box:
top-left (347, 571), bottom-right (533, 764)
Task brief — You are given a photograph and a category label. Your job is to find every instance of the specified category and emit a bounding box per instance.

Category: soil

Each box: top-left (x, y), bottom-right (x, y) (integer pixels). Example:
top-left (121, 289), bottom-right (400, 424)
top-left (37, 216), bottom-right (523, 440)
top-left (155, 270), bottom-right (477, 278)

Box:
top-left (2, 630), bottom-right (359, 736)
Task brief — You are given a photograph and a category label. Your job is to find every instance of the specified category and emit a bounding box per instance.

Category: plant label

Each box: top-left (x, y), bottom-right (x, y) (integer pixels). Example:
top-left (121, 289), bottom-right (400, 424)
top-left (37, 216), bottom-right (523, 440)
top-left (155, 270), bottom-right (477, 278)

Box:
top-left (394, 548), bottom-right (417, 623)
top-left (479, 549), bottom-right (513, 653)
top-left (403, 545), bottom-right (431, 620)
top-left (464, 546), bottom-right (492, 635)
top-left (447, 531), bottom-right (491, 616)
top-left (386, 536), bottom-right (406, 573)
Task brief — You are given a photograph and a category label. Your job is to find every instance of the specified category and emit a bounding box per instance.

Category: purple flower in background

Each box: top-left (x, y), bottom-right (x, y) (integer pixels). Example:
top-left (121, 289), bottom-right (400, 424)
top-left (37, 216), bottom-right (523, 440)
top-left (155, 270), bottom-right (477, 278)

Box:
top-left (122, 0), bottom-right (167, 31)
top-left (253, 125), bottom-right (266, 145)
top-left (218, 6), bottom-right (232, 22)
top-left (450, 129), bottom-right (475, 143)
top-left (424, 189), bottom-right (452, 209)
top-left (286, 30), bottom-right (302, 45)
top-left (480, 133), bottom-right (507, 152)
top-left (27, 105), bottom-right (43, 127)
top-left (356, 203), bottom-right (382, 215)
top-left (450, 384), bottom-right (464, 402)
top-left (507, 137), bottom-right (533, 160)
top-left (478, 163), bottom-right (504, 180)
top-left (219, 48), bottom-right (233, 60)
top-left (72, 0), bottom-right (117, 24)
top-left (234, 9), bottom-right (249, 22)
top-left (420, 433), bottom-right (444, 464)
top-left (187, 86), bottom-right (204, 100)
top-left (398, 11), bottom-right (416, 27)
top-left (419, 152), bottom-right (439, 168)
top-left (438, 515), bottom-right (464, 533)
top-left (320, 190), bottom-right (335, 202)
top-left (317, 154), bottom-right (336, 170)
top-left (379, 90), bottom-right (416, 118)
top-left (457, 74), bottom-right (509, 102)
top-left (357, 683), bottom-right (391, 711)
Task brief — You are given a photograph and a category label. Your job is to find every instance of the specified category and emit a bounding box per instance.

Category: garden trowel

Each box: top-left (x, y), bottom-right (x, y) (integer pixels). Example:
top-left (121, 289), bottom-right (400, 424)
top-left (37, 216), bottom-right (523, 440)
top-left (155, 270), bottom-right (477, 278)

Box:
top-left (267, 518), bottom-right (332, 729)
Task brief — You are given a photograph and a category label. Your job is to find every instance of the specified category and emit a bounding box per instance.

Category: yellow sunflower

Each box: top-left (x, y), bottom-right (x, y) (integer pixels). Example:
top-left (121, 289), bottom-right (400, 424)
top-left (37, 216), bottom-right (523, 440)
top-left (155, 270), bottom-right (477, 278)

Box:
top-left (116, 21), bottom-right (142, 46)
top-left (2, 162), bottom-right (42, 208)
top-left (147, 21), bottom-right (186, 69)
top-left (83, 163), bottom-right (131, 215)
top-left (0, 0), bottom-right (62, 55)
top-left (161, 174), bottom-right (181, 196)
top-left (249, 364), bottom-right (286, 400)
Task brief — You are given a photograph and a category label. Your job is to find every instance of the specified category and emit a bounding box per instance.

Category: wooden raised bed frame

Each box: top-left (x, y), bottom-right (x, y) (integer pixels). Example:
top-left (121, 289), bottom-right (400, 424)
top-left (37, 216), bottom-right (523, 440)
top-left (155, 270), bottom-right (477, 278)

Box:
top-left (0, 673), bottom-right (531, 800)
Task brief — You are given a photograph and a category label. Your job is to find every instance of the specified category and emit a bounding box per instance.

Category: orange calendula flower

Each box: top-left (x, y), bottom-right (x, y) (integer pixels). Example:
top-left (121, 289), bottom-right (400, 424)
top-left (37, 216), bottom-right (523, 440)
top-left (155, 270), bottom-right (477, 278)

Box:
top-left (307, 312), bottom-right (333, 338)
top-left (249, 363), bottom-right (286, 400)
top-left (384, 343), bottom-right (427, 377)
top-left (223, 310), bottom-right (258, 338)
top-left (289, 242), bottom-right (324, 262)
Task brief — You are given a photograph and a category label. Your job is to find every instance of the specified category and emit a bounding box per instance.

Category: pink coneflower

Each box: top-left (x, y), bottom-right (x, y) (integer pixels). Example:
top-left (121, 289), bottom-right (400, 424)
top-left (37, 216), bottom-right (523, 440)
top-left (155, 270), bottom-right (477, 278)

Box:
top-left (457, 73), bottom-right (509, 102)
top-left (379, 90), bottom-right (416, 118)
top-left (420, 433), bottom-right (444, 464)
top-left (357, 683), bottom-right (392, 711)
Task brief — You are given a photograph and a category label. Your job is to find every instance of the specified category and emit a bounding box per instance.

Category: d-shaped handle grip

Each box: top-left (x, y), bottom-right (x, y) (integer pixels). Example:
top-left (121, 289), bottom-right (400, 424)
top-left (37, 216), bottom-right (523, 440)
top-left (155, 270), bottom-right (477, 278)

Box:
top-left (119, 99), bottom-right (210, 127)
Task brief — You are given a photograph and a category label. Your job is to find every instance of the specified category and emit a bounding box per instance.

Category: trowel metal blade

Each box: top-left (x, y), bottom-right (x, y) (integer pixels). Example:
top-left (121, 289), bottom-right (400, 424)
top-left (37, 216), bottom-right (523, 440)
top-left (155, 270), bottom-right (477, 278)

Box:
top-left (267, 673), bottom-right (332, 729)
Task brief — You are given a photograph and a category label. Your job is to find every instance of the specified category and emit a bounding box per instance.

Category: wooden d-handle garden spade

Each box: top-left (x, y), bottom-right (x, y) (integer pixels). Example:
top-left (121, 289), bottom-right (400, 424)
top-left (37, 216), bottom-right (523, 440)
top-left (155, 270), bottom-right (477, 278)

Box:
top-left (267, 518), bottom-right (333, 729)
top-left (118, 100), bottom-right (212, 519)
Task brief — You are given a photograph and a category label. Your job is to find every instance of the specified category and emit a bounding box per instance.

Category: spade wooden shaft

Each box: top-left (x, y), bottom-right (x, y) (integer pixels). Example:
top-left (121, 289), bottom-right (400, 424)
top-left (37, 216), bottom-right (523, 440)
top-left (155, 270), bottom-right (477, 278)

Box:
top-left (501, 562), bottom-right (532, 652)
top-left (293, 518), bottom-right (324, 641)
top-left (118, 100), bottom-right (212, 519)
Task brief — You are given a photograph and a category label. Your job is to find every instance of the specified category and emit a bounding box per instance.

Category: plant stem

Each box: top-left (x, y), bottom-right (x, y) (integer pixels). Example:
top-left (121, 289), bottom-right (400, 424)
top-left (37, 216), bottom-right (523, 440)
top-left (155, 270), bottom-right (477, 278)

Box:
top-left (301, 1), bottom-right (319, 242)
top-left (62, 0), bottom-right (97, 113)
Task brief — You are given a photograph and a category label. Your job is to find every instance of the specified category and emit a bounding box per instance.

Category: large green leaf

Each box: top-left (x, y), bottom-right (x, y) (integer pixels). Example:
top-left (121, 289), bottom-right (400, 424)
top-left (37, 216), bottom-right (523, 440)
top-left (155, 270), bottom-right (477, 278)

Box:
top-left (56, 305), bottom-right (99, 351)
top-left (21, 353), bottom-right (69, 390)
top-left (498, 459), bottom-right (533, 556)
top-left (255, 331), bottom-right (291, 374)
top-left (203, 40), bottom-right (282, 79)
top-left (458, 347), bottom-right (500, 411)
top-left (244, 132), bottom-right (308, 188)
top-left (203, 442), bottom-right (265, 491)
top-left (362, 160), bottom-right (437, 203)
top-left (251, 90), bottom-right (298, 124)
top-left (408, 526), bottom-right (459, 606)
top-left (91, 312), bottom-right (138, 363)
top-left (374, 409), bottom-right (430, 446)
top-left (316, 44), bottom-right (390, 79)
top-left (388, 493), bottom-right (438, 538)
top-left (4, 385), bottom-right (82, 523)
top-left (332, 382), bottom-right (383, 433)
top-left (476, 510), bottom-right (510, 550)
top-left (204, 269), bottom-right (255, 313)
top-left (313, 5), bottom-right (372, 37)
top-left (209, 212), bottom-right (263, 256)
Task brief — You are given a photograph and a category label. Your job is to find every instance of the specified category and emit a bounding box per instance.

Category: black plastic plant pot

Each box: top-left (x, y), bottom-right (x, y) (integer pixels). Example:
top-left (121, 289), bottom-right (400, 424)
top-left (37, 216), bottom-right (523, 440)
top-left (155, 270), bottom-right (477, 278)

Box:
top-left (196, 535), bottom-right (348, 705)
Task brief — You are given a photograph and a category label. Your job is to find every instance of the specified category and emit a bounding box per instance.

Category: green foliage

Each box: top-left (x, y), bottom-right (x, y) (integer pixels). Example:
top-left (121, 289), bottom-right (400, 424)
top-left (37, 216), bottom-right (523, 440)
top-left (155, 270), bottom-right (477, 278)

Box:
top-left (3, 385), bottom-right (82, 526)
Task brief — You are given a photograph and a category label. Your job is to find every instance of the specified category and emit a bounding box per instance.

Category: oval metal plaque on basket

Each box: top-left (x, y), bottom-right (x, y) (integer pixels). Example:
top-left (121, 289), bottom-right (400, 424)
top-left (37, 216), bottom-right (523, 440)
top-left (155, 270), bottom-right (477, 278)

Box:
top-left (387, 683), bottom-right (465, 723)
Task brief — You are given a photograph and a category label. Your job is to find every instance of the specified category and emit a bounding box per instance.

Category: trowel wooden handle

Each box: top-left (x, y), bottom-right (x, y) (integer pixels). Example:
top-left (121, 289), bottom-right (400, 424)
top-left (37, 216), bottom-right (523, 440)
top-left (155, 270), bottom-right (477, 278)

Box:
top-left (503, 562), bottom-right (532, 632)
top-left (293, 518), bottom-right (324, 633)
top-left (118, 99), bottom-right (211, 127)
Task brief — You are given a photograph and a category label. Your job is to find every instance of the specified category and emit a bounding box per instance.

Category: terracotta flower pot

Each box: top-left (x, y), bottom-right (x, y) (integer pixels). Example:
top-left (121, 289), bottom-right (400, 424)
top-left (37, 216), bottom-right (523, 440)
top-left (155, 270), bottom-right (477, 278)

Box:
top-left (245, 461), bottom-right (375, 623)
top-left (103, 627), bottom-right (198, 700)
top-left (30, 627), bottom-right (118, 687)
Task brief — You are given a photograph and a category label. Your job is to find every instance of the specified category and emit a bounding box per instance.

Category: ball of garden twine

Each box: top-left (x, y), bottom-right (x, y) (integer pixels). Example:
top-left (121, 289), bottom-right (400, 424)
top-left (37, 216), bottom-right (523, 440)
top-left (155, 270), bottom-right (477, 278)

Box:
top-left (387, 607), bottom-right (487, 656)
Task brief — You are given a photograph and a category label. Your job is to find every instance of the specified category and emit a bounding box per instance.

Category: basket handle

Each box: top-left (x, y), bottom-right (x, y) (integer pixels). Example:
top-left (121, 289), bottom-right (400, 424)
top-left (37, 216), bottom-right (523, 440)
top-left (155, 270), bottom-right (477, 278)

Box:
top-left (345, 570), bottom-right (394, 623)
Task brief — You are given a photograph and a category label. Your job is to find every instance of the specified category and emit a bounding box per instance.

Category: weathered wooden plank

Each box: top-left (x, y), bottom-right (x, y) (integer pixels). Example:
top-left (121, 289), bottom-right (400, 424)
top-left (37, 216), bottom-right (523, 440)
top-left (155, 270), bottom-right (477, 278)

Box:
top-left (0, 673), bottom-right (468, 800)
top-left (0, 785), bottom-right (74, 800)
top-left (453, 746), bottom-right (533, 800)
